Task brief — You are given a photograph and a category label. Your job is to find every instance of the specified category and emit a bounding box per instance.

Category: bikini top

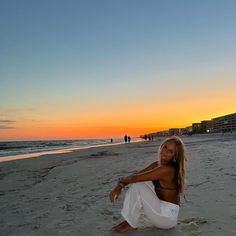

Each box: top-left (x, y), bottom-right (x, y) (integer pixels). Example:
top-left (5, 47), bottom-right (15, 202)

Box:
top-left (152, 180), bottom-right (178, 191)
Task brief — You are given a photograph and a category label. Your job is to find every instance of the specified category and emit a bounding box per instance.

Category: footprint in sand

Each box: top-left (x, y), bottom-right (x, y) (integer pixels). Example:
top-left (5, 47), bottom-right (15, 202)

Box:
top-left (61, 204), bottom-right (73, 211)
top-left (231, 214), bottom-right (236, 220)
top-left (179, 217), bottom-right (208, 234)
top-left (32, 225), bottom-right (40, 230)
top-left (100, 209), bottom-right (113, 216)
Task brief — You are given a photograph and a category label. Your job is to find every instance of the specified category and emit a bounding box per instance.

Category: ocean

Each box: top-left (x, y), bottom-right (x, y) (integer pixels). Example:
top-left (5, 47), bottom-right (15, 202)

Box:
top-left (0, 138), bottom-right (130, 160)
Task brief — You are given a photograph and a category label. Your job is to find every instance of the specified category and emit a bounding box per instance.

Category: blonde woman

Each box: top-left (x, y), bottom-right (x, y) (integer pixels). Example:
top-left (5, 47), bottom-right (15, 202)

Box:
top-left (109, 136), bottom-right (187, 233)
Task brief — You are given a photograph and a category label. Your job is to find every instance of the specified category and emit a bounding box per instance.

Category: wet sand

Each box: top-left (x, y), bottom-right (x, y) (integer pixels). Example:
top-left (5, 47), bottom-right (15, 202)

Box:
top-left (0, 134), bottom-right (236, 235)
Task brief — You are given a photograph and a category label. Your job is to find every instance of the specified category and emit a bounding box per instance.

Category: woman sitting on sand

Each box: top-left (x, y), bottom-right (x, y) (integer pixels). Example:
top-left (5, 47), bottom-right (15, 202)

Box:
top-left (109, 136), bottom-right (187, 233)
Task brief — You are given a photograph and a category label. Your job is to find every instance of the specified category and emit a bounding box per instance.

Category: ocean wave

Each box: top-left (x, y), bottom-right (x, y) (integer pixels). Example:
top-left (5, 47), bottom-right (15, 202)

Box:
top-left (0, 139), bottom-right (123, 158)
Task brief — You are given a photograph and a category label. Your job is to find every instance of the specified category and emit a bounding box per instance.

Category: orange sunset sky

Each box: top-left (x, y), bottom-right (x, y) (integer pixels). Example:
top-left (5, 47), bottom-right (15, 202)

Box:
top-left (0, 1), bottom-right (235, 140)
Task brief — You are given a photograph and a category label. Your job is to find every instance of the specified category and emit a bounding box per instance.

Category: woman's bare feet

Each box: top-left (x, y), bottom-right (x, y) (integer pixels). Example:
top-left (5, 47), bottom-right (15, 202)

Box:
top-left (112, 221), bottom-right (137, 233)
top-left (112, 221), bottom-right (127, 232)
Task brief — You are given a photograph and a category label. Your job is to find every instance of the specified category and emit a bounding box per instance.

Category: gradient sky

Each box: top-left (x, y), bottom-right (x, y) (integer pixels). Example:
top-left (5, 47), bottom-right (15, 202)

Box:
top-left (0, 0), bottom-right (236, 140)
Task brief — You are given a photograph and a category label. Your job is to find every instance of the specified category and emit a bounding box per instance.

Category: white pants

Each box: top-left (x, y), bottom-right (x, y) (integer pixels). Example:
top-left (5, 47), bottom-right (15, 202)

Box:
top-left (121, 181), bottom-right (179, 229)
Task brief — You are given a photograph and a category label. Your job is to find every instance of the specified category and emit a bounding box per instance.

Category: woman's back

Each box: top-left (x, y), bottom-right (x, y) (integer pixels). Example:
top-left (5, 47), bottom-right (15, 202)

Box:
top-left (152, 166), bottom-right (180, 204)
top-left (153, 180), bottom-right (180, 204)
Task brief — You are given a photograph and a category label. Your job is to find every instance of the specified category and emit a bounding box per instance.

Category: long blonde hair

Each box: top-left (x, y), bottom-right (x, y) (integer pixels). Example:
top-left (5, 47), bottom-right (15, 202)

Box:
top-left (158, 136), bottom-right (187, 194)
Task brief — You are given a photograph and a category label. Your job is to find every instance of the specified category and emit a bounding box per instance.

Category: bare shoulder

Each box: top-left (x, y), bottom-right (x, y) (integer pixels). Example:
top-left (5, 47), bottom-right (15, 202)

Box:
top-left (157, 164), bottom-right (174, 171)
top-left (156, 165), bottom-right (175, 177)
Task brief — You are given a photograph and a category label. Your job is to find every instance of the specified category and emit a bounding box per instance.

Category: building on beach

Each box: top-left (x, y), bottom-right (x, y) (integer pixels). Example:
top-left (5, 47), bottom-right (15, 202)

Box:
top-left (212, 113), bottom-right (236, 133)
top-left (141, 112), bottom-right (236, 138)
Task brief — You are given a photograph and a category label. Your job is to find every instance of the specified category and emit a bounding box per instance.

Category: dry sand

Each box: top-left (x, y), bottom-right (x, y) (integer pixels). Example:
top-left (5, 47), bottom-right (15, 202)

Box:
top-left (0, 134), bottom-right (236, 236)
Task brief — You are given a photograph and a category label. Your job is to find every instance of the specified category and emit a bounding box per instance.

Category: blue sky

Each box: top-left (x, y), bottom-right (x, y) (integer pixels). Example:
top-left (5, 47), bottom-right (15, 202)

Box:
top-left (0, 0), bottom-right (235, 139)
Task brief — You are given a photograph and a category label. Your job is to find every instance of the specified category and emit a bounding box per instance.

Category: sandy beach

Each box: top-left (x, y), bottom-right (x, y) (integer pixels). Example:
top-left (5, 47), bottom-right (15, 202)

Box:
top-left (0, 134), bottom-right (236, 236)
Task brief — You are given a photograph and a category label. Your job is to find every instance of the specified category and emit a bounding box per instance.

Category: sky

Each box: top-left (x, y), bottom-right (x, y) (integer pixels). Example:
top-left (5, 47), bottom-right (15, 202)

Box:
top-left (0, 0), bottom-right (236, 140)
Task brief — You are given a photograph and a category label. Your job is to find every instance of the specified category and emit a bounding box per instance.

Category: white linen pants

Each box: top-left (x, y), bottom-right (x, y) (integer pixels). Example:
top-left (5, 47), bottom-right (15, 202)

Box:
top-left (121, 181), bottom-right (179, 229)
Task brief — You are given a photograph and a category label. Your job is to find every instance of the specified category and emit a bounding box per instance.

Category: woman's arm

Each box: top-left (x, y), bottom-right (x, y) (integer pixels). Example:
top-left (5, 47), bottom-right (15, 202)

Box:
top-left (135, 161), bottom-right (158, 175)
top-left (109, 164), bottom-right (172, 203)
top-left (120, 165), bottom-right (173, 186)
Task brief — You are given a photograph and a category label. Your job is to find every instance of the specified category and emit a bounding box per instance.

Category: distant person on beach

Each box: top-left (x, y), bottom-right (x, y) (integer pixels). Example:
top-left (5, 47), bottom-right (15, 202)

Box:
top-left (109, 136), bottom-right (187, 233)
top-left (128, 136), bottom-right (131, 143)
top-left (124, 135), bottom-right (128, 143)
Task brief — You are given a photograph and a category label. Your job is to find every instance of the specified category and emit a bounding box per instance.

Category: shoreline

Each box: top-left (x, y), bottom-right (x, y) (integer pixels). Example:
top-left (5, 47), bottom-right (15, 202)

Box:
top-left (0, 140), bottom-right (141, 163)
top-left (1, 132), bottom-right (235, 164)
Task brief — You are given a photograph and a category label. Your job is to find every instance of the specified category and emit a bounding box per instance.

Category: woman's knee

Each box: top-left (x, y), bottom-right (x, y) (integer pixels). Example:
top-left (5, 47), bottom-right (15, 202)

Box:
top-left (131, 182), bottom-right (145, 189)
top-left (130, 182), bottom-right (152, 192)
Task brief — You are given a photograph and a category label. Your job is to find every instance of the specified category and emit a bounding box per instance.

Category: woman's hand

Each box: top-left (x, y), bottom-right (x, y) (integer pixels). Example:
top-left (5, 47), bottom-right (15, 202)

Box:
top-left (109, 185), bottom-right (123, 203)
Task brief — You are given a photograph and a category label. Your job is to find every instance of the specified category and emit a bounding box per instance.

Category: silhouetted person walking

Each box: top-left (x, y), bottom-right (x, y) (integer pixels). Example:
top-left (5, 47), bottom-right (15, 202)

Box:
top-left (128, 136), bottom-right (131, 143)
top-left (124, 135), bottom-right (128, 143)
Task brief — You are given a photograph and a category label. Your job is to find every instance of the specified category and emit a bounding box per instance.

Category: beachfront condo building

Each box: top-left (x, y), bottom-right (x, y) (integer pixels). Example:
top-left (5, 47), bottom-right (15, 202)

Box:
top-left (211, 113), bottom-right (236, 133)
top-left (141, 112), bottom-right (236, 138)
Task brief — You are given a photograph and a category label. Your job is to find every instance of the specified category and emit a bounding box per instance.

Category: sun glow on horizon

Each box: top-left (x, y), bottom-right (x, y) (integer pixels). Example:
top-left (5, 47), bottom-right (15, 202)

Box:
top-left (1, 1), bottom-right (235, 141)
